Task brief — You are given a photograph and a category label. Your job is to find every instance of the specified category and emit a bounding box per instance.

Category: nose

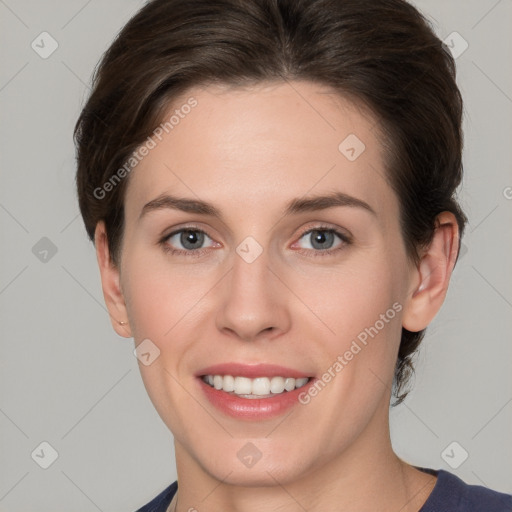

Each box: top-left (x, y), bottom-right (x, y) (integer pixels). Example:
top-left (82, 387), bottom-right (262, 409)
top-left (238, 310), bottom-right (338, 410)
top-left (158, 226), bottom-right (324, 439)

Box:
top-left (215, 247), bottom-right (291, 343)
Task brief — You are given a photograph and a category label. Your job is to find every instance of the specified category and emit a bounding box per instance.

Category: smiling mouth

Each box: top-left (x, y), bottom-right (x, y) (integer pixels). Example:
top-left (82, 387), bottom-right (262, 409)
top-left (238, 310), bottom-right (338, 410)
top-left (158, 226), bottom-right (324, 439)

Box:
top-left (201, 375), bottom-right (312, 399)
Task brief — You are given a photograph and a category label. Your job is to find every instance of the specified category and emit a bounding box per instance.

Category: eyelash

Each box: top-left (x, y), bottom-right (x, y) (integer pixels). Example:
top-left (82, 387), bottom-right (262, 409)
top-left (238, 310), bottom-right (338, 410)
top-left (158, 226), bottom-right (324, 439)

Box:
top-left (159, 223), bottom-right (352, 258)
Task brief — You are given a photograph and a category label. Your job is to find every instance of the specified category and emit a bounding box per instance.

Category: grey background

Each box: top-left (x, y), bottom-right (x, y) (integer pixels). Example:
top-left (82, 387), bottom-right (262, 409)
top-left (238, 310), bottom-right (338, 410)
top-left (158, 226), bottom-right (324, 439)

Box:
top-left (0, 0), bottom-right (511, 510)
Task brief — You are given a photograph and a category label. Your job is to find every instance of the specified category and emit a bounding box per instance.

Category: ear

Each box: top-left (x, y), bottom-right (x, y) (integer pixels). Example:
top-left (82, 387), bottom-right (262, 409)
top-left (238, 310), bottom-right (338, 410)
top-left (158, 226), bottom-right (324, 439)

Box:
top-left (402, 212), bottom-right (460, 332)
top-left (94, 221), bottom-right (132, 338)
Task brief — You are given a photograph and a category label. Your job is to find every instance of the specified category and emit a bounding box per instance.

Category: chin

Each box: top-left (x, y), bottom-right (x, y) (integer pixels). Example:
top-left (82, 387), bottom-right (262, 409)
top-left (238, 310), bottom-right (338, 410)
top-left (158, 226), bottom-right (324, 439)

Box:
top-left (204, 458), bottom-right (309, 488)
top-left (188, 437), bottom-right (315, 488)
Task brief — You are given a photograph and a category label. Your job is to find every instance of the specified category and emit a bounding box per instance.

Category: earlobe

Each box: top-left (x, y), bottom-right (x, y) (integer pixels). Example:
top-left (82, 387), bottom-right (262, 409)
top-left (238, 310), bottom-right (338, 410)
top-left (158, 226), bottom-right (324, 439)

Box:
top-left (94, 221), bottom-right (132, 338)
top-left (402, 212), bottom-right (460, 332)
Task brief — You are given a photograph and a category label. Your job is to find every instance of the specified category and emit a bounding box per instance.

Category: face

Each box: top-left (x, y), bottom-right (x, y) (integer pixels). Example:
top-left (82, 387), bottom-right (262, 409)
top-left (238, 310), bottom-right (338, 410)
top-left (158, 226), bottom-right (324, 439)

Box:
top-left (113, 81), bottom-right (418, 485)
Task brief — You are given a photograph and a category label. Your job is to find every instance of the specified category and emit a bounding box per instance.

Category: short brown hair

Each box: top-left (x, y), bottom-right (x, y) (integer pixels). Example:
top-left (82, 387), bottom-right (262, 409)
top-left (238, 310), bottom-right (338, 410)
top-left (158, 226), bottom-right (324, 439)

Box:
top-left (74, 0), bottom-right (467, 405)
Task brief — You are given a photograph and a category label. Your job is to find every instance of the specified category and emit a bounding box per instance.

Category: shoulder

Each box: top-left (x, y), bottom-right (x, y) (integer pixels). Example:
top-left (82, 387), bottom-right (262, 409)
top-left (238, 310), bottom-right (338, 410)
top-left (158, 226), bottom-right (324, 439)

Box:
top-left (420, 468), bottom-right (512, 512)
top-left (134, 481), bottom-right (177, 512)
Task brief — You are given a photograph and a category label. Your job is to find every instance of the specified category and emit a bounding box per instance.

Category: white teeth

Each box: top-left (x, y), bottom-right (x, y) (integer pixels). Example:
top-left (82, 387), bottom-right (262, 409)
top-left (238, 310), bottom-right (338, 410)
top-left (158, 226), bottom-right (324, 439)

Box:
top-left (284, 377), bottom-right (295, 392)
top-left (223, 374), bottom-right (235, 392)
top-left (270, 376), bottom-right (285, 393)
top-left (295, 377), bottom-right (309, 388)
top-left (234, 376), bottom-right (252, 395)
top-left (252, 377), bottom-right (270, 396)
top-left (213, 375), bottom-right (223, 390)
top-left (202, 374), bottom-right (310, 396)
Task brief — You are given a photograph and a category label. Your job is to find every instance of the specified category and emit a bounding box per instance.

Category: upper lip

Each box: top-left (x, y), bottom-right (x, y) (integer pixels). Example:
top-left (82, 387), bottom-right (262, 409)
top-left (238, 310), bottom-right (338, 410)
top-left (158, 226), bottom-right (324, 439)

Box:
top-left (196, 363), bottom-right (312, 379)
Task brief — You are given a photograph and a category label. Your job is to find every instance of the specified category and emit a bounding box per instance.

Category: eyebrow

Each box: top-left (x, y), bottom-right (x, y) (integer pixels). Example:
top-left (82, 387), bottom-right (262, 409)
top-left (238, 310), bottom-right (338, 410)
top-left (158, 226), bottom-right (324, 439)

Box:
top-left (139, 191), bottom-right (376, 221)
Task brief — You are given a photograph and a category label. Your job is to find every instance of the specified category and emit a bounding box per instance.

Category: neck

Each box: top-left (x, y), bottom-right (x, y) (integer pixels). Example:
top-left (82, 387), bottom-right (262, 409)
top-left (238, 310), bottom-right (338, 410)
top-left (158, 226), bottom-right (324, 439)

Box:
top-left (172, 400), bottom-right (436, 512)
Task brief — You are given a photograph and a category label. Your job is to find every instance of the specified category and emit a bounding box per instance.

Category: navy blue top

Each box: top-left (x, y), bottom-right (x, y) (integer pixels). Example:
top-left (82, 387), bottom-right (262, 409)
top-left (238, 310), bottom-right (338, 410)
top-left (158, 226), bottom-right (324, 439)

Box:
top-left (135, 467), bottom-right (512, 511)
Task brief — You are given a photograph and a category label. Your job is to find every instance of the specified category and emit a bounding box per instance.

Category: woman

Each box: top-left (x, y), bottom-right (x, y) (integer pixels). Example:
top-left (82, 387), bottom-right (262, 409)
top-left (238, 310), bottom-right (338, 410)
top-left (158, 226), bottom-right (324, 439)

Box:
top-left (74, 0), bottom-right (512, 510)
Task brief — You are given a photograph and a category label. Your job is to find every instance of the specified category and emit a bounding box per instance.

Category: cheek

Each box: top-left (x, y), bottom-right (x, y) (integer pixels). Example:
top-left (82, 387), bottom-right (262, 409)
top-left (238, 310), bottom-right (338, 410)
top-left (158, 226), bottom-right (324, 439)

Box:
top-left (295, 259), bottom-right (402, 345)
top-left (290, 257), bottom-right (405, 411)
top-left (120, 254), bottom-right (212, 425)
top-left (121, 250), bottom-right (221, 370)
top-left (122, 246), bottom-right (197, 332)
top-left (123, 273), bottom-right (172, 340)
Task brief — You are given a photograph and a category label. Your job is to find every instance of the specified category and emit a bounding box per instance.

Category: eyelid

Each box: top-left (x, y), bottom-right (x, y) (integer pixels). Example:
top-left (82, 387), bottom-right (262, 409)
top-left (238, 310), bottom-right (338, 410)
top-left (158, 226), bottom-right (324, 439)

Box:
top-left (289, 223), bottom-right (352, 258)
top-left (294, 222), bottom-right (353, 243)
top-left (160, 223), bottom-right (219, 250)
top-left (162, 223), bottom-right (210, 240)
top-left (159, 222), bottom-right (353, 256)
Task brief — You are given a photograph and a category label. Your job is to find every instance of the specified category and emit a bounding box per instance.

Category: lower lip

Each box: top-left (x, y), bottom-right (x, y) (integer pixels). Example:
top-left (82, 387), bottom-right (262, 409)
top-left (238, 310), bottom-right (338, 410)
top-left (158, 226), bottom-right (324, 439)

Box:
top-left (198, 378), bottom-right (316, 420)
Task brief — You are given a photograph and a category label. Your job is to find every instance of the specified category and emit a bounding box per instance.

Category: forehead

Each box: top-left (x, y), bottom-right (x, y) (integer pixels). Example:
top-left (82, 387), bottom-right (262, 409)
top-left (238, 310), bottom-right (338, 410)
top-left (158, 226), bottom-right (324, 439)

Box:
top-left (124, 80), bottom-right (396, 224)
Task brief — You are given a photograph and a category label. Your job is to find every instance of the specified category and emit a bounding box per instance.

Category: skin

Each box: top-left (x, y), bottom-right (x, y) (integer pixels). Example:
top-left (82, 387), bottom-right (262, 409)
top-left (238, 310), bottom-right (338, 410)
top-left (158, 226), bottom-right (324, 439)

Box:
top-left (95, 80), bottom-right (459, 512)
